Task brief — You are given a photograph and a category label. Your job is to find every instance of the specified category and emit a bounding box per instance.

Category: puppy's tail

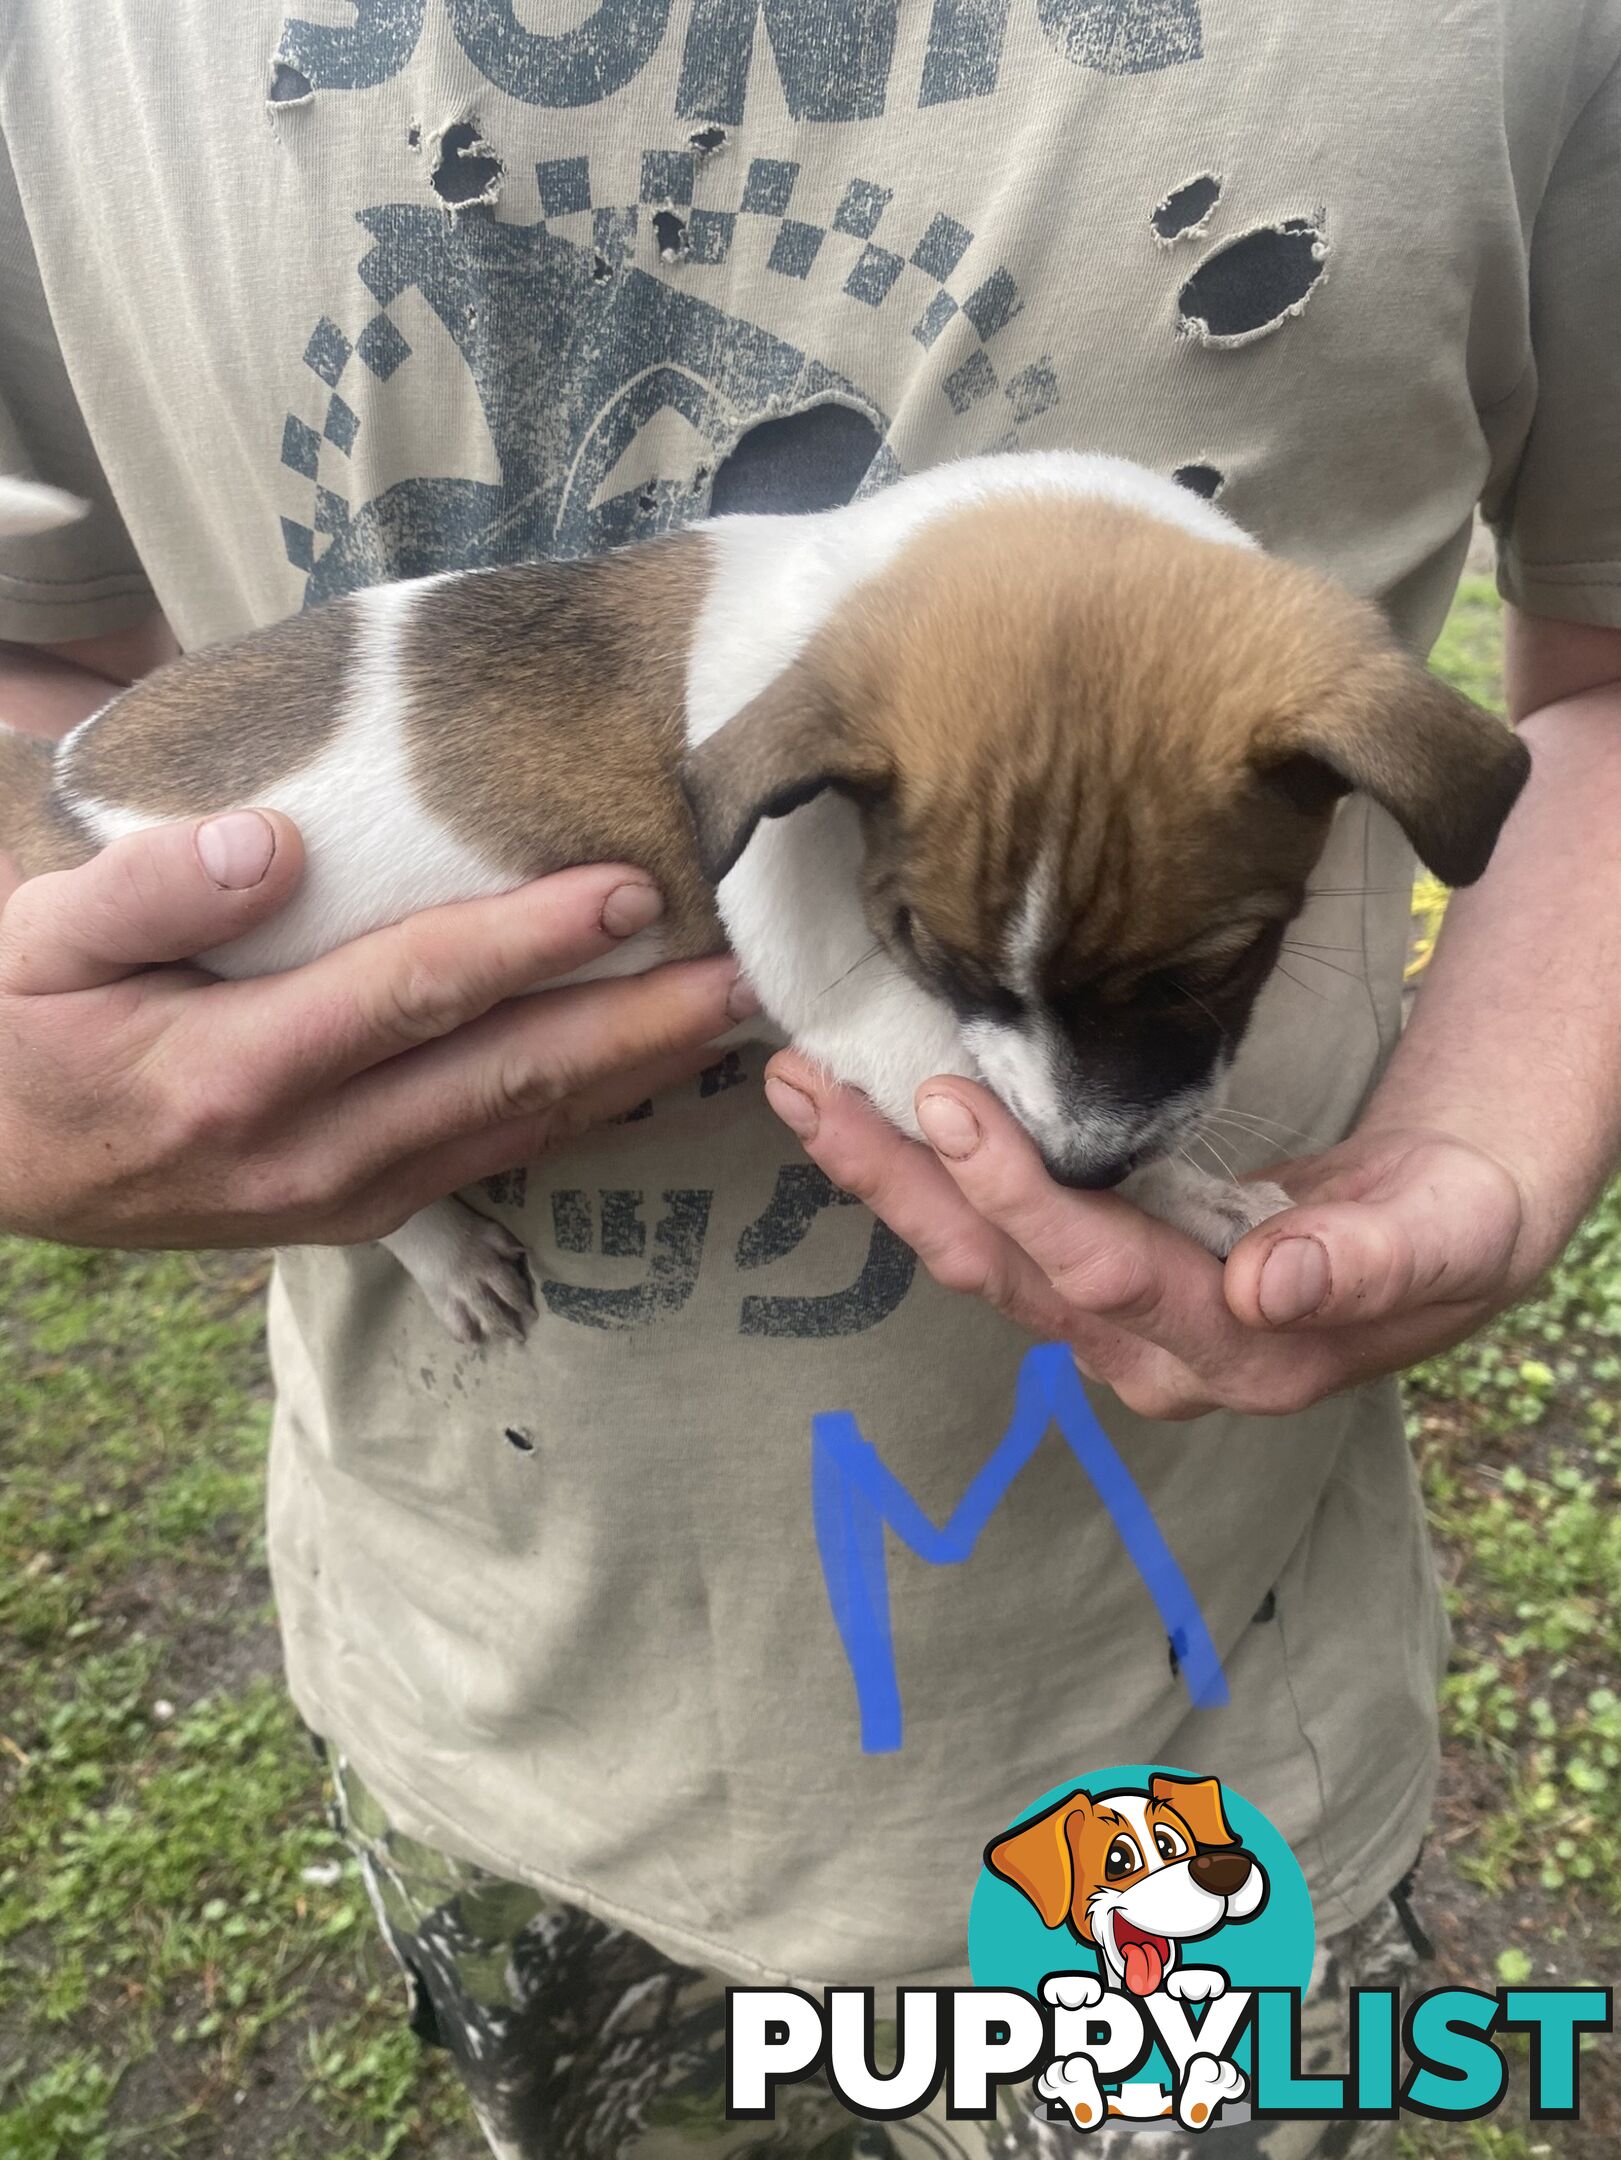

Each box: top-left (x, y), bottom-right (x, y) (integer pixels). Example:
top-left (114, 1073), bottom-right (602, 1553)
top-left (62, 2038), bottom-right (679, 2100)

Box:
top-left (0, 724), bottom-right (70, 874)
top-left (0, 475), bottom-right (90, 539)
top-left (0, 479), bottom-right (102, 878)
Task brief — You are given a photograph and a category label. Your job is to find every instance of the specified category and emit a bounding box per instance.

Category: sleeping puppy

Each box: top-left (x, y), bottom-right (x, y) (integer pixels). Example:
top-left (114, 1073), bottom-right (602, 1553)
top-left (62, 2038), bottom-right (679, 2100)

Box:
top-left (0, 454), bottom-right (1529, 1342)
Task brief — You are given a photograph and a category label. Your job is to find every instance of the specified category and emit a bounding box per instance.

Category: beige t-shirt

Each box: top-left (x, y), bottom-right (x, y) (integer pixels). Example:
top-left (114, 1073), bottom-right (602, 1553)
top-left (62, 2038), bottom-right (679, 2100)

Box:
top-left (3, 1), bottom-right (1619, 1989)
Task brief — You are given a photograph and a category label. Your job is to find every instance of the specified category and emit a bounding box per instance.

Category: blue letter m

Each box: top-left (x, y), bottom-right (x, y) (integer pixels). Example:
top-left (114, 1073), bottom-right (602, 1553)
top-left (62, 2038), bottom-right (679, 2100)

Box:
top-left (812, 1343), bottom-right (1228, 1753)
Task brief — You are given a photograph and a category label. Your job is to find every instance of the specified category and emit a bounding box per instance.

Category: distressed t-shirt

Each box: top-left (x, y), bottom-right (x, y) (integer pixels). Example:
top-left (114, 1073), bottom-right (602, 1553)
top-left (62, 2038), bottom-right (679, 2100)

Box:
top-left (2, 1), bottom-right (1619, 1990)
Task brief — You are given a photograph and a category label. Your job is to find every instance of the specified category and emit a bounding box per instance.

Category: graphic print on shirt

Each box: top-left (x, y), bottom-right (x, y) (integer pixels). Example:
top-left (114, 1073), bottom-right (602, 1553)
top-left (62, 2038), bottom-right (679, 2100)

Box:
top-left (266, 3), bottom-right (1330, 1348)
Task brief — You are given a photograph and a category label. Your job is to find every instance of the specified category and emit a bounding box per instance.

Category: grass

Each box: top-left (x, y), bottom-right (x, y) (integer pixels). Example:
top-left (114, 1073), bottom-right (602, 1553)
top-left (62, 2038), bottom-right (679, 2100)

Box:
top-left (0, 1245), bottom-right (479, 2158)
top-left (1, 578), bottom-right (1615, 2155)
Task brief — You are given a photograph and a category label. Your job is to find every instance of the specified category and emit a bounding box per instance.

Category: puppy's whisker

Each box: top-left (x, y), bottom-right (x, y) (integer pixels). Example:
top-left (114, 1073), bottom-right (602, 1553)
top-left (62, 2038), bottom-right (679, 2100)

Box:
top-left (1187, 1126), bottom-right (1241, 1187)
top-left (1175, 1140), bottom-right (1218, 1189)
top-left (1165, 978), bottom-right (1230, 1046)
top-left (1280, 945), bottom-right (1369, 986)
top-left (1276, 962), bottom-right (1330, 1002)
top-left (1206, 1107), bottom-right (1323, 1146)
top-left (814, 940), bottom-right (885, 1001)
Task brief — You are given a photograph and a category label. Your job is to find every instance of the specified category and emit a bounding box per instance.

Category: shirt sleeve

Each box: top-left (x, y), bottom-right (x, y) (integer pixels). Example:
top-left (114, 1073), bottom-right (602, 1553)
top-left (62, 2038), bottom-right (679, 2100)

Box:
top-left (1493, 51), bottom-right (1621, 629)
top-left (0, 127), bottom-right (156, 644)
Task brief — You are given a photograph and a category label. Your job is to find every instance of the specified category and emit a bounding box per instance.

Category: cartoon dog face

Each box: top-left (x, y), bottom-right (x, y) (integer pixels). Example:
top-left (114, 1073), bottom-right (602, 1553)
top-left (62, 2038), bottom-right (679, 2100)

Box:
top-left (985, 1774), bottom-right (1268, 1997)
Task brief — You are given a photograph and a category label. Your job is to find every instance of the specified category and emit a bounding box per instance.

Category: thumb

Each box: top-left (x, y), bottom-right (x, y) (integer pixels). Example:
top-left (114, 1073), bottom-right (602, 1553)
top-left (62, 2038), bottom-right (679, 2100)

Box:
top-left (0, 809), bottom-right (305, 993)
top-left (1223, 1158), bottom-right (1523, 1332)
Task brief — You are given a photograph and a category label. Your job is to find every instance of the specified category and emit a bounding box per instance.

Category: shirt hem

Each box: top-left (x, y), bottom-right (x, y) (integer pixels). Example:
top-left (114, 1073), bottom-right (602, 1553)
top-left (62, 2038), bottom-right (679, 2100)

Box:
top-left (293, 1679), bottom-right (1440, 1992)
top-left (0, 581), bottom-right (157, 645)
top-left (1497, 556), bottom-right (1621, 630)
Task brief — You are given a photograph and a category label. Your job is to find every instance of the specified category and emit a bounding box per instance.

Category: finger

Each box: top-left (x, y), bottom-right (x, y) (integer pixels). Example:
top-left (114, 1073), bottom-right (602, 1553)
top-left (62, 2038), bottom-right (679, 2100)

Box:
top-left (241, 864), bottom-right (675, 1093)
top-left (349, 1040), bottom-right (736, 1231)
top-left (0, 810), bottom-right (304, 994)
top-left (909, 1079), bottom-right (1243, 1362)
top-left (1224, 1157), bottom-right (1523, 1332)
top-left (764, 1051), bottom-right (1099, 1346)
top-left (329, 954), bottom-right (748, 1176)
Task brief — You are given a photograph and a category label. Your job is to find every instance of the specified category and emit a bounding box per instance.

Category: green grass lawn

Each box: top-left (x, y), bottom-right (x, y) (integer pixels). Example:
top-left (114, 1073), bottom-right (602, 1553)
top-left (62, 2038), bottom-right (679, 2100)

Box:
top-left (2, 579), bottom-right (1616, 2158)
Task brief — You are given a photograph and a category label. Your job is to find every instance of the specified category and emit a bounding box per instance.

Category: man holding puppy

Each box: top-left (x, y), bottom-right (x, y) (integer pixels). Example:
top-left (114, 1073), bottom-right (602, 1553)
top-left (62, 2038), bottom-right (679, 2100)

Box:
top-left (2, 4), bottom-right (1619, 2155)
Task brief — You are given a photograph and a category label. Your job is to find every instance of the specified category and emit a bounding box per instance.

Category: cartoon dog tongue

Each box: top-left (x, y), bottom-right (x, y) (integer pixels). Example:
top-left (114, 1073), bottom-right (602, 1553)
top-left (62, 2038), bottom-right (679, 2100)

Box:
top-left (1118, 1925), bottom-right (1167, 1996)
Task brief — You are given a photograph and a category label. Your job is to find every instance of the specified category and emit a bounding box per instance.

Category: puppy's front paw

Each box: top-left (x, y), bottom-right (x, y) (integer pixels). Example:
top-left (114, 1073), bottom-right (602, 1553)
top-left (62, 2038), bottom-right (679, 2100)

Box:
top-left (1042, 1972), bottom-right (1104, 2011)
top-left (383, 1198), bottom-right (537, 1347)
top-left (1176, 2054), bottom-right (1245, 2131)
top-left (1164, 1967), bottom-right (1227, 2004)
top-left (1037, 2053), bottom-right (1108, 2132)
top-left (1125, 1161), bottom-right (1292, 1260)
top-left (439, 1215), bottom-right (537, 1347)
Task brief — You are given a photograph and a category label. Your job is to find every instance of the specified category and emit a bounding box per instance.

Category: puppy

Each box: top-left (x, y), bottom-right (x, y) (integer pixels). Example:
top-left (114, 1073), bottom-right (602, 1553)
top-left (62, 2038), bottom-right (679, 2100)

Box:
top-left (0, 455), bottom-right (1529, 1341)
top-left (988, 1773), bottom-right (1265, 2131)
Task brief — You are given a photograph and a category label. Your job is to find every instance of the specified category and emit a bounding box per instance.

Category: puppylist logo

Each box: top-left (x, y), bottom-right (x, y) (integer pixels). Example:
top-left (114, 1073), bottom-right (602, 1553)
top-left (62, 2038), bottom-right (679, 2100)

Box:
top-left (726, 1766), bottom-right (1611, 2133)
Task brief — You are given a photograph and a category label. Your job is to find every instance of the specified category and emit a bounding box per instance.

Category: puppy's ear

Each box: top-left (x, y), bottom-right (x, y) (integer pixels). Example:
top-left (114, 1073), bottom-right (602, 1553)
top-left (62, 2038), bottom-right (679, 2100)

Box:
top-left (984, 1792), bottom-right (1091, 1929)
top-left (1264, 653), bottom-right (1530, 888)
top-left (679, 655), bottom-right (890, 887)
top-left (1150, 1774), bottom-right (1238, 1852)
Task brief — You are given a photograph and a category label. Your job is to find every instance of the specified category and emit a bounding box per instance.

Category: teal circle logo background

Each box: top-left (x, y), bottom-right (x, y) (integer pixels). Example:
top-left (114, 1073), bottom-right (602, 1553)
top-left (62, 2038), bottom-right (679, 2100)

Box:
top-left (968, 1764), bottom-right (1316, 1999)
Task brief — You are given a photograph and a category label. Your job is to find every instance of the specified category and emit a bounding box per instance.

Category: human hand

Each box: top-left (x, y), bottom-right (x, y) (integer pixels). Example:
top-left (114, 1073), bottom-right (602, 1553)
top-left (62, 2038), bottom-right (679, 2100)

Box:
top-left (764, 1056), bottom-right (1530, 1419)
top-left (0, 810), bottom-right (750, 1251)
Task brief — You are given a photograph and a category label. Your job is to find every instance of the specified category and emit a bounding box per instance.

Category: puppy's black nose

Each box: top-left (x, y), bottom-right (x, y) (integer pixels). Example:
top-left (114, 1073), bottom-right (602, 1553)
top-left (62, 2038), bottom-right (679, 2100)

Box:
top-left (1190, 1849), bottom-right (1253, 1897)
top-left (1047, 1151), bottom-right (1139, 1192)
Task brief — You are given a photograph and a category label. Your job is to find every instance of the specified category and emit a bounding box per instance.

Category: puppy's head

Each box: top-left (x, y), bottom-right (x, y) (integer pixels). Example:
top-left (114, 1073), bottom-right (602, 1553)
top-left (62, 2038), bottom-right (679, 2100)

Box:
top-left (985, 1774), bottom-right (1268, 1995)
top-left (682, 496), bottom-right (1529, 1187)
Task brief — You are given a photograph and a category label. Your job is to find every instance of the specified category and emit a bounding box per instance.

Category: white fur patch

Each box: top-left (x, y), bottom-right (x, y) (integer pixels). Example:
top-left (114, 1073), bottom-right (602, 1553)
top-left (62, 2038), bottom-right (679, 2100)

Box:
top-left (72, 580), bottom-right (516, 979)
top-left (1006, 841), bottom-right (1060, 997)
top-left (960, 1014), bottom-right (1078, 1157)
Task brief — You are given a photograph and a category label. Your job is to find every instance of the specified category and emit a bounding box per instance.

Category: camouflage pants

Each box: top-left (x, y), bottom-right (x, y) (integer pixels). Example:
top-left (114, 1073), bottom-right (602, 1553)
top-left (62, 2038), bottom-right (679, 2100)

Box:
top-left (327, 1751), bottom-right (1426, 2160)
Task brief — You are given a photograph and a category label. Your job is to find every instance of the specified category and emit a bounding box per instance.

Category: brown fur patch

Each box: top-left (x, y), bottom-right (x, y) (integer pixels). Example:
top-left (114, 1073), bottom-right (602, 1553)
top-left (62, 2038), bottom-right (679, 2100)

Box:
top-left (54, 601), bottom-right (355, 816)
top-left (689, 494), bottom-right (1524, 1023)
top-left (399, 535), bottom-right (723, 962)
top-left (0, 727), bottom-right (97, 878)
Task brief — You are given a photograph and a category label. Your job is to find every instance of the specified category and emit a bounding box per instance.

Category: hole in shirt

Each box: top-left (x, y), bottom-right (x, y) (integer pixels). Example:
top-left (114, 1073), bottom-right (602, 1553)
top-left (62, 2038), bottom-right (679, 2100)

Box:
top-left (710, 403), bottom-right (883, 517)
top-left (1151, 172), bottom-right (1222, 243)
top-left (268, 60), bottom-right (313, 105)
top-left (504, 1427), bottom-right (536, 1454)
top-left (653, 208), bottom-right (688, 261)
top-left (429, 120), bottom-right (504, 211)
top-left (688, 124), bottom-right (728, 156)
top-left (1172, 462), bottom-right (1226, 501)
top-left (1177, 218), bottom-right (1329, 348)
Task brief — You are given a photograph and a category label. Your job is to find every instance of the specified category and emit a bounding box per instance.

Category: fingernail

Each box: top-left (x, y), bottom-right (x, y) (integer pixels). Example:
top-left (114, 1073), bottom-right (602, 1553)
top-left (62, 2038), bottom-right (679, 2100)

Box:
top-left (726, 973), bottom-right (762, 1023)
top-left (765, 1076), bottom-right (817, 1139)
top-left (917, 1092), bottom-right (981, 1159)
top-left (600, 880), bottom-right (663, 938)
top-left (1258, 1237), bottom-right (1331, 1325)
top-left (196, 810), bottom-right (275, 890)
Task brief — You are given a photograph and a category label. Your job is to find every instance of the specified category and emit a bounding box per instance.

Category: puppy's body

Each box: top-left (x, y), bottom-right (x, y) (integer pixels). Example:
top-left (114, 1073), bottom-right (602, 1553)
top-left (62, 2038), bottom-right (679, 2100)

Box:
top-left (0, 454), bottom-right (1529, 1340)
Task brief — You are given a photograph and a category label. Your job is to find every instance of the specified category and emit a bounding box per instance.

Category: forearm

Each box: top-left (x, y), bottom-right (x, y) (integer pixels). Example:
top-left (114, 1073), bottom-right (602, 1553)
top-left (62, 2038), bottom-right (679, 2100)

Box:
top-left (1360, 675), bottom-right (1621, 1280)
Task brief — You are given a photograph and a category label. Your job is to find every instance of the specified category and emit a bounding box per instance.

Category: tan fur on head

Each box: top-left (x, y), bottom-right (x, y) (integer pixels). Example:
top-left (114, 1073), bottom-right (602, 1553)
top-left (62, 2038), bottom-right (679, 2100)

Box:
top-left (683, 499), bottom-right (1527, 1123)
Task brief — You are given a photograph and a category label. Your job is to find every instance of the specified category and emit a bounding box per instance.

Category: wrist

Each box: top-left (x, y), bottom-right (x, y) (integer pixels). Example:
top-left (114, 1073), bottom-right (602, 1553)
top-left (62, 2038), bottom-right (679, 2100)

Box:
top-left (1350, 1103), bottom-right (1592, 1297)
